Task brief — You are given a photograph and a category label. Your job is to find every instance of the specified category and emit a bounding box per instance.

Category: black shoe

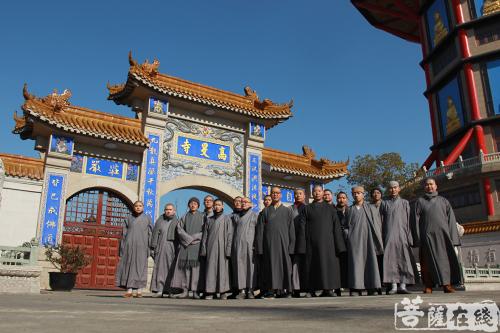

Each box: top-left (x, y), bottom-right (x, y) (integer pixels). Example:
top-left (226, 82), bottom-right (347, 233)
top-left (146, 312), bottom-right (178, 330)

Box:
top-left (335, 289), bottom-right (342, 297)
top-left (320, 290), bottom-right (335, 297)
top-left (292, 291), bottom-right (301, 298)
top-left (377, 288), bottom-right (383, 295)
top-left (173, 290), bottom-right (188, 299)
top-left (263, 291), bottom-right (275, 299)
top-left (350, 289), bottom-right (362, 296)
top-left (397, 289), bottom-right (411, 294)
top-left (367, 289), bottom-right (376, 296)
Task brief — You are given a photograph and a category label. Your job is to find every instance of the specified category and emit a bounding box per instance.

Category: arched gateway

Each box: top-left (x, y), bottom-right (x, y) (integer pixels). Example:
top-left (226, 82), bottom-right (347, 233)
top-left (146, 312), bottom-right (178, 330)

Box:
top-left (6, 53), bottom-right (348, 289)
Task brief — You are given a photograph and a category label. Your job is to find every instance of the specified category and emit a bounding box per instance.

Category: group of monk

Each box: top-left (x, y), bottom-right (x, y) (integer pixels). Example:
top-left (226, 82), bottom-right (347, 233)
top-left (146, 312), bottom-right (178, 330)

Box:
top-left (115, 177), bottom-right (463, 299)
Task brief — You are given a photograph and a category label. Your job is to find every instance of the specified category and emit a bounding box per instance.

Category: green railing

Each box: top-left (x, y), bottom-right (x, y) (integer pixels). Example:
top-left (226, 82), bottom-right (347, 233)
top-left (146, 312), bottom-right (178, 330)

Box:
top-left (0, 246), bottom-right (38, 266)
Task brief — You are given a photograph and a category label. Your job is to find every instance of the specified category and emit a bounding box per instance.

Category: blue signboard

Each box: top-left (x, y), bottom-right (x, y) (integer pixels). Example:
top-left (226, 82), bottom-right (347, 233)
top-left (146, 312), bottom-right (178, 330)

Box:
top-left (85, 157), bottom-right (124, 179)
top-left (144, 134), bottom-right (160, 222)
top-left (177, 136), bottom-right (230, 164)
top-left (249, 153), bottom-right (260, 212)
top-left (40, 174), bottom-right (65, 246)
top-left (50, 135), bottom-right (74, 155)
top-left (149, 97), bottom-right (168, 115)
top-left (262, 184), bottom-right (295, 204)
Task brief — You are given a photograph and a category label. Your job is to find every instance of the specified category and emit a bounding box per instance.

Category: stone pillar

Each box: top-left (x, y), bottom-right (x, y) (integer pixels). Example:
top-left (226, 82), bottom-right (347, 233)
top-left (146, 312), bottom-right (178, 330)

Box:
top-left (37, 135), bottom-right (73, 245)
top-left (139, 97), bottom-right (168, 222)
top-left (246, 122), bottom-right (265, 211)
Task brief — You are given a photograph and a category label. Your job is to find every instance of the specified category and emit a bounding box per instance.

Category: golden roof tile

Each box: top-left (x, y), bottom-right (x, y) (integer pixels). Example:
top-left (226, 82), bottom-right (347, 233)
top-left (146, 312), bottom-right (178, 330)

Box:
top-left (15, 84), bottom-right (149, 146)
top-left (108, 52), bottom-right (293, 121)
top-left (0, 153), bottom-right (44, 180)
top-left (262, 146), bottom-right (348, 180)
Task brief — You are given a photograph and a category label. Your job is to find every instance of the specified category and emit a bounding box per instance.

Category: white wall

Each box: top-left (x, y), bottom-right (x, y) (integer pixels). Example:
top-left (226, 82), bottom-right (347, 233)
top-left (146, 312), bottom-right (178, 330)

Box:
top-left (0, 177), bottom-right (42, 246)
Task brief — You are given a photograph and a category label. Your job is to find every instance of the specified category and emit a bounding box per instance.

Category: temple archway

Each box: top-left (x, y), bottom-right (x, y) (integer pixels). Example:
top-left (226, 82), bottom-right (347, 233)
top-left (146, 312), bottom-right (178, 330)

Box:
top-left (158, 175), bottom-right (242, 208)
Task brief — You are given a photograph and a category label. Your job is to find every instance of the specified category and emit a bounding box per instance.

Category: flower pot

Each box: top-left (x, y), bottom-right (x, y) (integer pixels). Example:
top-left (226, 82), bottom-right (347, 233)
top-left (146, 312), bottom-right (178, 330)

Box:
top-left (49, 272), bottom-right (77, 291)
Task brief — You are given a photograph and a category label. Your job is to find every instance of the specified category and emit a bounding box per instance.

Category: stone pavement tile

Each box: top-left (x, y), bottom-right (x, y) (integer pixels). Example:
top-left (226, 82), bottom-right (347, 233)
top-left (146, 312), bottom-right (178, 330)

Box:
top-left (0, 290), bottom-right (499, 333)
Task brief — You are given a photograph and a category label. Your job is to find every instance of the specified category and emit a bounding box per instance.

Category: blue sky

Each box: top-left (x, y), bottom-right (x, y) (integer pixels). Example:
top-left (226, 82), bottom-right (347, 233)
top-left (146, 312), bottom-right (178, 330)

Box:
top-left (0, 1), bottom-right (430, 206)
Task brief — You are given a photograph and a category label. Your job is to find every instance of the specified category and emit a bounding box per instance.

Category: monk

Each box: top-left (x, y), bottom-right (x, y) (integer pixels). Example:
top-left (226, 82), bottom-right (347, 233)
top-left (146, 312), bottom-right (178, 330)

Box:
top-left (170, 197), bottom-right (204, 299)
top-left (115, 201), bottom-right (152, 298)
top-left (200, 199), bottom-right (233, 300)
top-left (346, 186), bottom-right (383, 296)
top-left (231, 197), bottom-right (258, 299)
top-left (150, 203), bottom-right (179, 298)
top-left (256, 187), bottom-right (295, 298)
top-left (380, 181), bottom-right (415, 295)
top-left (412, 177), bottom-right (462, 293)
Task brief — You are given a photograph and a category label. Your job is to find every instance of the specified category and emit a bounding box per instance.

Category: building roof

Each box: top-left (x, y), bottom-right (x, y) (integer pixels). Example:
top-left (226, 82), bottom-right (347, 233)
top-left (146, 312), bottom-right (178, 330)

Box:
top-left (463, 220), bottom-right (500, 235)
top-left (262, 146), bottom-right (349, 180)
top-left (14, 85), bottom-right (149, 146)
top-left (351, 0), bottom-right (420, 43)
top-left (108, 52), bottom-right (293, 124)
top-left (0, 153), bottom-right (44, 180)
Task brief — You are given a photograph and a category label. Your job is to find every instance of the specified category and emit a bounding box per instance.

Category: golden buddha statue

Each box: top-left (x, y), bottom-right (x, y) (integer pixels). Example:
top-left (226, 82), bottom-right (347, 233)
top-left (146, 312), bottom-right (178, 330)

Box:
top-left (446, 96), bottom-right (461, 135)
top-left (433, 11), bottom-right (448, 46)
top-left (482, 0), bottom-right (500, 16)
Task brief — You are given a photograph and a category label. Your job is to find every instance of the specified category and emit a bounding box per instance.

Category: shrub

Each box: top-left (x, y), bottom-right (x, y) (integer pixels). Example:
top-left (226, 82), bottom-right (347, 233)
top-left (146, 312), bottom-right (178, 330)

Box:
top-left (45, 244), bottom-right (91, 273)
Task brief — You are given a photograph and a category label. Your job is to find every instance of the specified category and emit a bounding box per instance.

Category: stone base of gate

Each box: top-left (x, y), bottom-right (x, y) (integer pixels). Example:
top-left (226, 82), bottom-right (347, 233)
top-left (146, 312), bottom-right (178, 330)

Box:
top-left (0, 266), bottom-right (41, 294)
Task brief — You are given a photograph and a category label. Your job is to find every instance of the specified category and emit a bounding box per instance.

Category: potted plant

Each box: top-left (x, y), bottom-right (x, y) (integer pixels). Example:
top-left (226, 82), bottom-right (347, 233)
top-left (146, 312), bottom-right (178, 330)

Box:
top-left (45, 244), bottom-right (91, 291)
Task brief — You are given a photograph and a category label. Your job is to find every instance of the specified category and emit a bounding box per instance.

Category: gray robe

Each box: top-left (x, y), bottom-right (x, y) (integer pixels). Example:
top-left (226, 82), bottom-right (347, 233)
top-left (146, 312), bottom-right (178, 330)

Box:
top-left (200, 213), bottom-right (233, 293)
top-left (380, 197), bottom-right (415, 284)
top-left (412, 193), bottom-right (462, 286)
top-left (150, 215), bottom-right (178, 293)
top-left (115, 213), bottom-right (152, 289)
top-left (346, 203), bottom-right (383, 290)
top-left (255, 204), bottom-right (295, 291)
top-left (170, 211), bottom-right (204, 291)
top-left (291, 203), bottom-right (306, 291)
top-left (231, 209), bottom-right (258, 290)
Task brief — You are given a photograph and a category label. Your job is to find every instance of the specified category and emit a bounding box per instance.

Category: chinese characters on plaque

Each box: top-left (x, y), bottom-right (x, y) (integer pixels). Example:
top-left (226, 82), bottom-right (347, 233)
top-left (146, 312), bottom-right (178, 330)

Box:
top-left (249, 153), bottom-right (260, 212)
top-left (85, 157), bottom-right (124, 179)
top-left (143, 134), bottom-right (160, 222)
top-left (176, 135), bottom-right (230, 164)
top-left (394, 296), bottom-right (500, 331)
top-left (70, 154), bottom-right (139, 181)
top-left (40, 174), bottom-right (65, 246)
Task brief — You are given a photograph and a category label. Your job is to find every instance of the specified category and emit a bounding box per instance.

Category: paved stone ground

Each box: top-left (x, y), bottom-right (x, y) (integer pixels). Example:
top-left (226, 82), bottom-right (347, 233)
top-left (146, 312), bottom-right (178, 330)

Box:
top-left (0, 290), bottom-right (499, 333)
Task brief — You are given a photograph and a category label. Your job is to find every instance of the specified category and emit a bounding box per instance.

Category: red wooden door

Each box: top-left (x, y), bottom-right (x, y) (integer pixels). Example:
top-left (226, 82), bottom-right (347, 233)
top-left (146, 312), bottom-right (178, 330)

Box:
top-left (62, 189), bottom-right (131, 290)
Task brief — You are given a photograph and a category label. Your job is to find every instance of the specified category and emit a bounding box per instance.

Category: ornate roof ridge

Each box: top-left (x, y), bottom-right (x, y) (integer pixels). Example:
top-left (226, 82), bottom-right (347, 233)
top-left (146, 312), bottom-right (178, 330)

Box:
top-left (262, 146), bottom-right (349, 180)
top-left (108, 52), bottom-right (293, 120)
top-left (16, 85), bottom-right (148, 146)
top-left (0, 153), bottom-right (44, 180)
